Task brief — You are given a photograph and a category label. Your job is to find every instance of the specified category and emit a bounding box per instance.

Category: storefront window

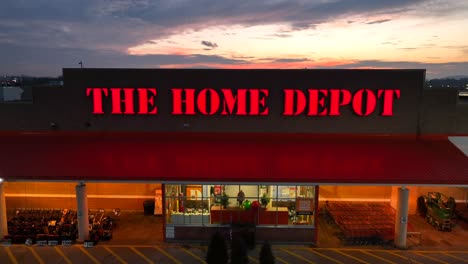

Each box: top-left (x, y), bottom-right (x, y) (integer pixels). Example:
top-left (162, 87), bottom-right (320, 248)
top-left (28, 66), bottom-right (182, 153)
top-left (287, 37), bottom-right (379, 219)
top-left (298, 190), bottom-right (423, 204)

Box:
top-left (165, 184), bottom-right (210, 224)
top-left (165, 184), bottom-right (316, 227)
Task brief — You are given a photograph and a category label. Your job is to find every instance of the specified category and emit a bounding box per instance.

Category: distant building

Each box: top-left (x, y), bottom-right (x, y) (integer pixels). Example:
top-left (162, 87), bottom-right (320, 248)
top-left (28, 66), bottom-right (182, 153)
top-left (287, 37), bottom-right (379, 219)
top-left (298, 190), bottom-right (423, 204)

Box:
top-left (1, 87), bottom-right (24, 102)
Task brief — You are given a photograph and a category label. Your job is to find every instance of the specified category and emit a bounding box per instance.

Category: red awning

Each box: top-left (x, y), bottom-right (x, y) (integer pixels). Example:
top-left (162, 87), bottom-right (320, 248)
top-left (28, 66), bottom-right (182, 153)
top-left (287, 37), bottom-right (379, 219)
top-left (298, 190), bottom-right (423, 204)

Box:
top-left (0, 133), bottom-right (467, 185)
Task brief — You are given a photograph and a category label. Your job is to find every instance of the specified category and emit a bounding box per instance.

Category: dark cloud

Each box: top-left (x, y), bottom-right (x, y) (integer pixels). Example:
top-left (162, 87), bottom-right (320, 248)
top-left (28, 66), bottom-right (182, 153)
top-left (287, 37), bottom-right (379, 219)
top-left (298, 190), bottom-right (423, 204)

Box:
top-left (0, 17), bottom-right (160, 54)
top-left (2, 40), bottom-right (465, 79)
top-left (366, 19), bottom-right (392, 24)
top-left (270, 34), bottom-right (292, 38)
top-left (0, 0), bottom-right (465, 78)
top-left (274, 58), bottom-right (312, 63)
top-left (230, 55), bottom-right (256, 59)
top-left (290, 22), bottom-right (316, 31)
top-left (0, 0), bottom-right (428, 53)
top-left (0, 43), bottom-right (246, 77)
top-left (201, 41), bottom-right (218, 49)
top-left (324, 60), bottom-right (468, 78)
top-left (0, 0), bottom-right (94, 21)
top-left (442, 45), bottom-right (468, 49)
top-left (112, 0), bottom-right (426, 29)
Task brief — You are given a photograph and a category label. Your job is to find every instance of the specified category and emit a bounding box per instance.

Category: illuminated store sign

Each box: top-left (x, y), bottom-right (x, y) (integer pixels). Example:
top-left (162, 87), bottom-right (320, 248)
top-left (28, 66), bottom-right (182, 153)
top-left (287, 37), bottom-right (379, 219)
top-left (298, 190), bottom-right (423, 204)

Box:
top-left (86, 87), bottom-right (400, 117)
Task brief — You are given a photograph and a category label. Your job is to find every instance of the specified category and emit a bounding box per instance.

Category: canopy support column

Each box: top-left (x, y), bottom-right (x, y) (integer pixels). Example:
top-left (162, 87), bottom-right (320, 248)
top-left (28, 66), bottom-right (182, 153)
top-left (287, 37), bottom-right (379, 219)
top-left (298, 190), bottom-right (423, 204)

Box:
top-left (394, 186), bottom-right (409, 249)
top-left (76, 181), bottom-right (89, 242)
top-left (0, 181), bottom-right (8, 239)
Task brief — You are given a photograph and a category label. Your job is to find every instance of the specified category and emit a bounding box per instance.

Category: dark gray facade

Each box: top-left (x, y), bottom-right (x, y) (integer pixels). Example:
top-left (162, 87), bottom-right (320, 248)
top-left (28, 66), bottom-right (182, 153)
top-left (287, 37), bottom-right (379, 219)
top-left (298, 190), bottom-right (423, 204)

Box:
top-left (0, 68), bottom-right (467, 135)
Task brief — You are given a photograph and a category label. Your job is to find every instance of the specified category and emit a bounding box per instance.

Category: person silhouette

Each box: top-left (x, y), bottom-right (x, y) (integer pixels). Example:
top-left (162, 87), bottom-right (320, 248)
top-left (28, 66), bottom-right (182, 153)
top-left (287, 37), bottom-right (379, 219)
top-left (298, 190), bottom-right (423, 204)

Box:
top-left (237, 190), bottom-right (245, 206)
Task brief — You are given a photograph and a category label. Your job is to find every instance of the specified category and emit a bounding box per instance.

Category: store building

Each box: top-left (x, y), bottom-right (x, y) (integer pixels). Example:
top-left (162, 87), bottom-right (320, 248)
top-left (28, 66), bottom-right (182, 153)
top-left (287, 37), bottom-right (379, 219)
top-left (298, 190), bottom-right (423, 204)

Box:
top-left (0, 69), bottom-right (467, 247)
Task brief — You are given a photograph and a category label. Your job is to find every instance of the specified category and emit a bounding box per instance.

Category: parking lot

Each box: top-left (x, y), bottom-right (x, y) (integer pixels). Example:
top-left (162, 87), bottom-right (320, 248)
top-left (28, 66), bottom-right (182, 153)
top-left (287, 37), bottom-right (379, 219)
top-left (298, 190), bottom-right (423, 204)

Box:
top-left (2, 244), bottom-right (468, 264)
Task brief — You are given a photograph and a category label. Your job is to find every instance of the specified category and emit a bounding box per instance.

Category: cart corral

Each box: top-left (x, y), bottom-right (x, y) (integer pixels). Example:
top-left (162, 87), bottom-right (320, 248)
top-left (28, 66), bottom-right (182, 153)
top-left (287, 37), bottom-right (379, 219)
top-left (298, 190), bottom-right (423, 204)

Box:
top-left (3, 208), bottom-right (118, 245)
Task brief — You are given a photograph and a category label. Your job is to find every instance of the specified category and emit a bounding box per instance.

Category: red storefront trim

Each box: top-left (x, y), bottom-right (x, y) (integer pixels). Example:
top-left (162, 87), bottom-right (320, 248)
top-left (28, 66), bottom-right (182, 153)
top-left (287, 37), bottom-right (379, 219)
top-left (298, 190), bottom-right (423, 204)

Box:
top-left (0, 133), bottom-right (466, 185)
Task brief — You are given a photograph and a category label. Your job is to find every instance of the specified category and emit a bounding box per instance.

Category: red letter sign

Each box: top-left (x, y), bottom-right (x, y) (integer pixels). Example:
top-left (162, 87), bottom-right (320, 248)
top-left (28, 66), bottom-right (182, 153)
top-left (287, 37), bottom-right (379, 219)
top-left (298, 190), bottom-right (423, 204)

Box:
top-left (378, 89), bottom-right (400, 116)
top-left (86, 88), bottom-right (108, 114)
top-left (197, 88), bottom-right (220, 115)
top-left (307, 89), bottom-right (328, 116)
top-left (172, 88), bottom-right (196, 115)
top-left (221, 89), bottom-right (247, 115)
top-left (328, 89), bottom-right (352, 116)
top-left (283, 89), bottom-right (306, 115)
top-left (111, 88), bottom-right (135, 114)
top-left (352, 89), bottom-right (377, 116)
top-left (250, 89), bottom-right (269, 115)
top-left (137, 88), bottom-right (157, 114)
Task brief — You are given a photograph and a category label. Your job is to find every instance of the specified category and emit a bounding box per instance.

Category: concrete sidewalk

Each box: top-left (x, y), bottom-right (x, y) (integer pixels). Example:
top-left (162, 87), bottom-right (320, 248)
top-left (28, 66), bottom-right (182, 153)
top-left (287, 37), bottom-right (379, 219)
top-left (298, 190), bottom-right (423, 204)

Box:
top-left (101, 210), bottom-right (468, 251)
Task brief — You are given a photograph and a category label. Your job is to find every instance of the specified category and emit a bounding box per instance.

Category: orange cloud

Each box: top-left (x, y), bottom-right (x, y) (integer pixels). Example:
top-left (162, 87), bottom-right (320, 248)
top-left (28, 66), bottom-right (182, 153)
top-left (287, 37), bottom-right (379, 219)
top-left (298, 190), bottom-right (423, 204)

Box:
top-left (159, 59), bottom-right (354, 69)
top-left (128, 46), bottom-right (197, 56)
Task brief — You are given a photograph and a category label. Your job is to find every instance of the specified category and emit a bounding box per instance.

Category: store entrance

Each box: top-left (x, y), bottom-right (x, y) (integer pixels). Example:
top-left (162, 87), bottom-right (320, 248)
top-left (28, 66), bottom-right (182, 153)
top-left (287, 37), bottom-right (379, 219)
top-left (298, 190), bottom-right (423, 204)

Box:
top-left (4, 181), bottom-right (165, 245)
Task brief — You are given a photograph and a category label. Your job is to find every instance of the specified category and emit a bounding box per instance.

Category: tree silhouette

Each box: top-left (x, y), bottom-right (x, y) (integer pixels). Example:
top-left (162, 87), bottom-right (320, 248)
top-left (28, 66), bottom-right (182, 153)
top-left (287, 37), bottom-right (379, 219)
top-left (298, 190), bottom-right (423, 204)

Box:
top-left (259, 241), bottom-right (275, 264)
top-left (206, 231), bottom-right (229, 264)
top-left (230, 236), bottom-right (249, 264)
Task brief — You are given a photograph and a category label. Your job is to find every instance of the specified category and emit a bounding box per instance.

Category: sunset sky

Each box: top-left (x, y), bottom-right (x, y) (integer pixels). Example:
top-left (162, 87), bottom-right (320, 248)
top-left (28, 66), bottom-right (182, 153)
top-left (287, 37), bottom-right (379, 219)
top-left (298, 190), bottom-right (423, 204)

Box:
top-left (1, 0), bottom-right (467, 78)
